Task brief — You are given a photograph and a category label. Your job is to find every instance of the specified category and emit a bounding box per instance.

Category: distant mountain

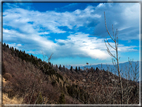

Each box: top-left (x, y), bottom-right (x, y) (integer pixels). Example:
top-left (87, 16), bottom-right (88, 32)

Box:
top-left (65, 61), bottom-right (141, 82)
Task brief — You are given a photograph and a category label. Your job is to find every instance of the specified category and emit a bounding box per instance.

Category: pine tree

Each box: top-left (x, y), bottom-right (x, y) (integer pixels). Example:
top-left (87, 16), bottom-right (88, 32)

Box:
top-left (11, 47), bottom-right (14, 54)
top-left (6, 44), bottom-right (9, 48)
top-left (96, 67), bottom-right (99, 71)
top-left (63, 65), bottom-right (65, 71)
top-left (70, 66), bottom-right (73, 71)
top-left (3, 43), bottom-right (6, 46)
top-left (75, 66), bottom-right (78, 72)
top-left (59, 64), bottom-right (61, 70)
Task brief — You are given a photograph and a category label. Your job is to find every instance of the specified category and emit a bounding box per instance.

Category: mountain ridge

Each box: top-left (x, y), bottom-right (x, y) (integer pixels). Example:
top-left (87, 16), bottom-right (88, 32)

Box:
top-left (65, 61), bottom-right (140, 82)
top-left (2, 43), bottom-right (140, 104)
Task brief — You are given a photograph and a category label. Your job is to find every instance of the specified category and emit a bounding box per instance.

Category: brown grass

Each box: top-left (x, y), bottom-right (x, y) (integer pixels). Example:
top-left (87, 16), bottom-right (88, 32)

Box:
top-left (2, 74), bottom-right (23, 105)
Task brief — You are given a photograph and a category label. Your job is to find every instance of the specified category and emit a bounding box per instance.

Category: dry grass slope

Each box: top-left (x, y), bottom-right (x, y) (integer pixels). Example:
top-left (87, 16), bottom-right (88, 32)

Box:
top-left (2, 75), bottom-right (23, 104)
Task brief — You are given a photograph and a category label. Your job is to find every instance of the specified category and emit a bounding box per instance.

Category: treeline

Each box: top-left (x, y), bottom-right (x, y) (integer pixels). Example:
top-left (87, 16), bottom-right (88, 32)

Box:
top-left (2, 43), bottom-right (63, 80)
top-left (2, 42), bottom-right (100, 104)
top-left (3, 43), bottom-right (40, 66)
top-left (58, 64), bottom-right (81, 72)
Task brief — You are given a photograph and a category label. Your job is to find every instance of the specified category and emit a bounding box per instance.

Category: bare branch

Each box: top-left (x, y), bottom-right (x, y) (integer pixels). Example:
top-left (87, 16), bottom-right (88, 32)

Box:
top-left (104, 40), bottom-right (116, 59)
top-left (104, 12), bottom-right (115, 42)
top-left (105, 38), bottom-right (116, 50)
top-left (48, 53), bottom-right (54, 63)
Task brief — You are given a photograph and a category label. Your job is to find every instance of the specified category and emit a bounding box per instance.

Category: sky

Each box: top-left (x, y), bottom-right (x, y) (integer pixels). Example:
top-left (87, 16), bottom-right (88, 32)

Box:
top-left (2, 1), bottom-right (140, 66)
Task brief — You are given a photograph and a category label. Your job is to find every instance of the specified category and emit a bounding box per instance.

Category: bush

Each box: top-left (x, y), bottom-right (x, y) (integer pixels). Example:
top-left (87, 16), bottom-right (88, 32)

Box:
top-left (8, 90), bottom-right (15, 99)
top-left (3, 73), bottom-right (12, 81)
top-left (56, 73), bottom-right (63, 80)
top-left (36, 92), bottom-right (43, 104)
top-left (58, 93), bottom-right (66, 104)
top-left (51, 80), bottom-right (56, 86)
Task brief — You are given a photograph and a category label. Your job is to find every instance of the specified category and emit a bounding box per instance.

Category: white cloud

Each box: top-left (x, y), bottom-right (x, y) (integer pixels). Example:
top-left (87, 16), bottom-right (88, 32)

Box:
top-left (3, 29), bottom-right (9, 33)
top-left (93, 3), bottom-right (140, 40)
top-left (3, 27), bottom-right (138, 60)
top-left (8, 43), bottom-right (22, 49)
top-left (38, 32), bottom-right (50, 35)
top-left (3, 4), bottom-right (102, 34)
top-left (3, 28), bottom-right (57, 53)
top-left (3, 3), bottom-right (139, 40)
top-left (97, 3), bottom-right (104, 8)
top-left (3, 3), bottom-right (139, 60)
top-left (53, 32), bottom-right (137, 59)
top-left (17, 44), bottom-right (22, 47)
top-left (118, 45), bottom-right (138, 52)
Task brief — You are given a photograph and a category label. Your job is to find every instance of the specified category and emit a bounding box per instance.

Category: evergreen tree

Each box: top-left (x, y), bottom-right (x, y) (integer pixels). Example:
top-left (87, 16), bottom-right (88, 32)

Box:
top-left (96, 67), bottom-right (99, 71)
top-left (70, 66), bottom-right (73, 71)
top-left (31, 54), bottom-right (33, 58)
top-left (11, 47), bottom-right (14, 54)
top-left (75, 66), bottom-right (78, 72)
top-left (63, 65), bottom-right (65, 71)
top-left (6, 44), bottom-right (9, 48)
top-left (48, 62), bottom-right (51, 66)
top-left (59, 64), bottom-right (61, 70)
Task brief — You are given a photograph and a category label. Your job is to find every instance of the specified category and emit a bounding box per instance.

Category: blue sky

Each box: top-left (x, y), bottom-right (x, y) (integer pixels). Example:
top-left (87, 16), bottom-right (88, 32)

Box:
top-left (2, 2), bottom-right (140, 66)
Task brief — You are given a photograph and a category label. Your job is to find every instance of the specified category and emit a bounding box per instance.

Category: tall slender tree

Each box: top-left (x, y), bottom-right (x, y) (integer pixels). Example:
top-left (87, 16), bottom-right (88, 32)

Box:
top-left (75, 66), bottom-right (78, 72)
top-left (70, 66), bottom-right (73, 71)
top-left (104, 12), bottom-right (123, 104)
top-left (59, 64), bottom-right (61, 70)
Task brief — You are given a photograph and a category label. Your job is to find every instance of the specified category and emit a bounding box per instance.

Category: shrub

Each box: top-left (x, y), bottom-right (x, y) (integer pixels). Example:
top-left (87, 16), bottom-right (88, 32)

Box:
top-left (58, 93), bottom-right (66, 104)
top-left (36, 92), bottom-right (43, 104)
top-left (56, 73), bottom-right (63, 80)
top-left (8, 90), bottom-right (15, 99)
top-left (51, 80), bottom-right (56, 86)
top-left (3, 73), bottom-right (12, 81)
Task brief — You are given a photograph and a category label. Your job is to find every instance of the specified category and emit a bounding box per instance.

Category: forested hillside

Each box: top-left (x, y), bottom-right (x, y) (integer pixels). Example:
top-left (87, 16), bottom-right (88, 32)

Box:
top-left (2, 43), bottom-right (139, 104)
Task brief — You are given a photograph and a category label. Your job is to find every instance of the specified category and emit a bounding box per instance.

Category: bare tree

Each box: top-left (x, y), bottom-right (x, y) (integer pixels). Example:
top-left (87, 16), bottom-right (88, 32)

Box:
top-left (25, 52), bottom-right (54, 104)
top-left (48, 53), bottom-right (54, 63)
top-left (104, 12), bottom-right (123, 104)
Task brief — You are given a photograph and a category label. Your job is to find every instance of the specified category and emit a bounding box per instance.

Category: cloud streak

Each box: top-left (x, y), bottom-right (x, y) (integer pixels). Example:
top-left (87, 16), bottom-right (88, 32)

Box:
top-left (3, 3), bottom-right (139, 61)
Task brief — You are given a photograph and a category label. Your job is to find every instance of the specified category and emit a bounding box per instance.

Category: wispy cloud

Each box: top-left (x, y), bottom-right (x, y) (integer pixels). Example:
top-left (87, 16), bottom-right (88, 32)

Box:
top-left (54, 32), bottom-right (138, 59)
top-left (3, 3), bottom-right (139, 61)
top-left (93, 3), bottom-right (139, 40)
top-left (3, 4), bottom-right (101, 33)
top-left (3, 27), bottom-right (138, 60)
